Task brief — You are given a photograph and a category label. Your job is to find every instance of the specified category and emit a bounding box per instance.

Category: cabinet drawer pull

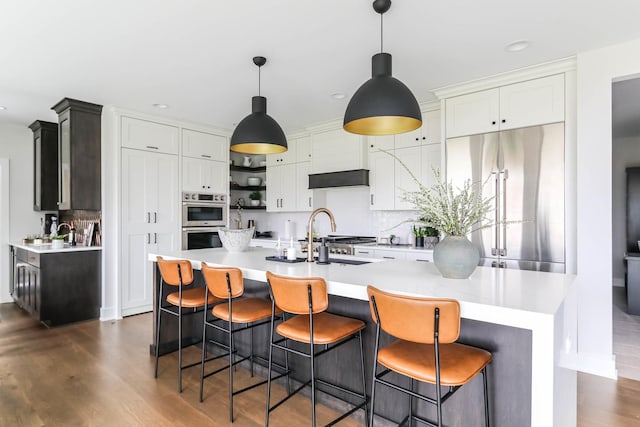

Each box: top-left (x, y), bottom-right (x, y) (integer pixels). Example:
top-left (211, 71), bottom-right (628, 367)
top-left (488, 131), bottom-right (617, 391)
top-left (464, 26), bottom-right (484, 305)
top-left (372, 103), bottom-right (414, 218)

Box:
top-left (416, 259), bottom-right (430, 262)
top-left (358, 251), bottom-right (370, 254)
top-left (146, 145), bottom-right (159, 150)
top-left (201, 154), bottom-right (211, 158)
top-left (383, 256), bottom-right (395, 259)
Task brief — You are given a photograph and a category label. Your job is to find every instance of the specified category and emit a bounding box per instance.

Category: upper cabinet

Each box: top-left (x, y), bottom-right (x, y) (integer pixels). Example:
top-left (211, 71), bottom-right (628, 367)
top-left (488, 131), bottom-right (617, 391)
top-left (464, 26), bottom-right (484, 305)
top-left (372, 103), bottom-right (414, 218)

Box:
top-left (394, 110), bottom-right (442, 149)
top-left (267, 138), bottom-right (297, 166)
top-left (51, 98), bottom-right (102, 211)
top-left (121, 116), bottom-right (179, 154)
top-left (445, 74), bottom-right (565, 138)
top-left (28, 120), bottom-right (58, 211)
top-left (182, 128), bottom-right (227, 161)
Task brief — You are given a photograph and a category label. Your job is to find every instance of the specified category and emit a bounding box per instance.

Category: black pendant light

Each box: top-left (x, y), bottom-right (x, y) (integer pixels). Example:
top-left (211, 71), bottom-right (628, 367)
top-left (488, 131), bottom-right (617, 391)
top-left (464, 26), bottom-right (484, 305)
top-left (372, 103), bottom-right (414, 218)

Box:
top-left (344, 0), bottom-right (422, 136)
top-left (230, 56), bottom-right (287, 154)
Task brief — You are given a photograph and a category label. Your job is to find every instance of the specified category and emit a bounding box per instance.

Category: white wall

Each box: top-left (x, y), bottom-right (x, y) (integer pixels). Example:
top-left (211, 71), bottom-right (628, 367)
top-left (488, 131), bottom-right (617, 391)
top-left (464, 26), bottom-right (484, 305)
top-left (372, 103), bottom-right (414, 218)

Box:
top-left (575, 37), bottom-right (640, 378)
top-left (0, 123), bottom-right (44, 302)
top-left (612, 135), bottom-right (640, 286)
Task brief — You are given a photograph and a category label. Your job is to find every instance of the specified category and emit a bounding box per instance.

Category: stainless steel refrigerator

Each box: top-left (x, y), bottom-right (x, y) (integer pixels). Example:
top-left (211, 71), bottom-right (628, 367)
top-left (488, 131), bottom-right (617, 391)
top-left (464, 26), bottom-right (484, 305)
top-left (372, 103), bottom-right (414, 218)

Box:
top-left (446, 123), bottom-right (565, 272)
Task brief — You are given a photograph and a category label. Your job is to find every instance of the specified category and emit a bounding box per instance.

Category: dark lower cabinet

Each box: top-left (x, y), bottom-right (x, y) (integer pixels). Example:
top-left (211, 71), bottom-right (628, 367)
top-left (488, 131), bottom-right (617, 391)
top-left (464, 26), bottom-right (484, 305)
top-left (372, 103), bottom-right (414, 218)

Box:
top-left (10, 246), bottom-right (101, 327)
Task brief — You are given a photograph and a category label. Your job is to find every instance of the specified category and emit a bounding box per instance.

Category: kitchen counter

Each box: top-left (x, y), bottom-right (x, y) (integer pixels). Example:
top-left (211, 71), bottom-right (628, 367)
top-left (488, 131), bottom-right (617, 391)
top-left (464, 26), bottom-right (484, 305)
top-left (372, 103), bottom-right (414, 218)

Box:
top-left (148, 247), bottom-right (576, 427)
top-left (11, 242), bottom-right (102, 254)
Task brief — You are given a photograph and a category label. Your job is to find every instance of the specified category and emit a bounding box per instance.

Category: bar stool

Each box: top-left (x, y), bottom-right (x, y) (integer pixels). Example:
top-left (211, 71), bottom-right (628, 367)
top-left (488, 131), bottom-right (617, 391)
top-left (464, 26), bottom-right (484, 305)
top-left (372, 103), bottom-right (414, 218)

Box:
top-left (154, 256), bottom-right (221, 392)
top-left (265, 271), bottom-right (368, 427)
top-left (199, 263), bottom-right (286, 422)
top-left (367, 286), bottom-right (492, 427)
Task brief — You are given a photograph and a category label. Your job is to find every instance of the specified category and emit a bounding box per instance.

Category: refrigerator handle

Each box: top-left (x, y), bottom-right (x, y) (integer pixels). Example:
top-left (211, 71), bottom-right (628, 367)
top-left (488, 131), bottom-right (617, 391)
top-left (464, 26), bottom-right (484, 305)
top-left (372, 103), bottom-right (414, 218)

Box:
top-left (491, 171), bottom-right (499, 256)
top-left (500, 169), bottom-right (509, 257)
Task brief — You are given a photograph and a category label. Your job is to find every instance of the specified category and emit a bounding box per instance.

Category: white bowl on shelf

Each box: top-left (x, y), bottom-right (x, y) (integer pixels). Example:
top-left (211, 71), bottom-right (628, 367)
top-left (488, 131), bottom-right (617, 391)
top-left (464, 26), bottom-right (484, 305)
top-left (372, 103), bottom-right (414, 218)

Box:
top-left (247, 177), bottom-right (262, 186)
top-left (259, 160), bottom-right (267, 167)
top-left (218, 228), bottom-right (254, 253)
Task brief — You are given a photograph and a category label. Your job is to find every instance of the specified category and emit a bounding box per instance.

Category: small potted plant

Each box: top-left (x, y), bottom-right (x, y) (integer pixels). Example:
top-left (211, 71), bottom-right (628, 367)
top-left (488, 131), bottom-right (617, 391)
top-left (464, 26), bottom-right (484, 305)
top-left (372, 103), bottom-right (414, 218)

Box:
top-left (412, 225), bottom-right (426, 247)
top-left (249, 191), bottom-right (262, 207)
top-left (51, 234), bottom-right (67, 249)
top-left (424, 224), bottom-right (439, 249)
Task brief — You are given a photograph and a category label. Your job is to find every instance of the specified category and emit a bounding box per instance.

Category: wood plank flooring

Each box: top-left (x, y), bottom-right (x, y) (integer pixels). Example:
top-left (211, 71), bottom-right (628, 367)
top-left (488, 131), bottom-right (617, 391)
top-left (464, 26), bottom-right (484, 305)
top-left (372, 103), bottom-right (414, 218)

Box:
top-left (2, 301), bottom-right (640, 426)
top-left (613, 286), bottom-right (640, 381)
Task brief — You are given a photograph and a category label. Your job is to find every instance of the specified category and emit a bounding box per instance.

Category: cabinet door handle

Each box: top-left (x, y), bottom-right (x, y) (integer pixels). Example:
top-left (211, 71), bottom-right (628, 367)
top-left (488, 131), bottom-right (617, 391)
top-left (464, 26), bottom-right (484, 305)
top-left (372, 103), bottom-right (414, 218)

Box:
top-left (146, 145), bottom-right (159, 150)
top-left (154, 233), bottom-right (157, 244)
top-left (491, 121), bottom-right (496, 125)
top-left (501, 119), bottom-right (506, 124)
top-left (154, 212), bottom-right (157, 223)
top-left (147, 212), bottom-right (151, 223)
top-left (370, 194), bottom-right (374, 206)
top-left (308, 197), bottom-right (312, 207)
top-left (147, 233), bottom-right (150, 244)
top-left (201, 154), bottom-right (211, 158)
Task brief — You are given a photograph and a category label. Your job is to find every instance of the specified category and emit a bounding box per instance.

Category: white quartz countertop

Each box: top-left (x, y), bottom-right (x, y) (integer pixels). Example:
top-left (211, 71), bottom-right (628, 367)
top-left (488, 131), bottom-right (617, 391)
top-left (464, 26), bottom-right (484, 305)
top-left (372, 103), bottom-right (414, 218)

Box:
top-left (149, 247), bottom-right (575, 329)
top-left (10, 242), bottom-right (102, 254)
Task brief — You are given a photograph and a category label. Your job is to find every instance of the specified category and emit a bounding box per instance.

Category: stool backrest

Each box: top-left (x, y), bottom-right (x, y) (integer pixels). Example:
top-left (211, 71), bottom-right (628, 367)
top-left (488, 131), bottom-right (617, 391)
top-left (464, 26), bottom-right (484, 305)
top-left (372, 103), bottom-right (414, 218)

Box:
top-left (266, 271), bottom-right (328, 314)
top-left (367, 286), bottom-right (460, 344)
top-left (157, 256), bottom-right (194, 286)
top-left (201, 263), bottom-right (244, 299)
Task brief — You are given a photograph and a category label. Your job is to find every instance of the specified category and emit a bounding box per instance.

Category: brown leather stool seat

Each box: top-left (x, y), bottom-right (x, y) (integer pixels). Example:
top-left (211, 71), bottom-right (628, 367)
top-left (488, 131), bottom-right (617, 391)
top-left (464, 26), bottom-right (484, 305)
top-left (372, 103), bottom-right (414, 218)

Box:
top-left (199, 263), bottom-right (285, 423)
top-left (265, 271), bottom-right (368, 427)
top-left (154, 256), bottom-right (222, 393)
top-left (367, 286), bottom-right (492, 427)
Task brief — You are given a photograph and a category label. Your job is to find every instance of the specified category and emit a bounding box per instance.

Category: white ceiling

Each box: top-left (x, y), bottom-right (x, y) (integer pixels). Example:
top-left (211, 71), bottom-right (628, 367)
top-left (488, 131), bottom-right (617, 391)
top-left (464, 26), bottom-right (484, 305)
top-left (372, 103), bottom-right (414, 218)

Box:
top-left (2, 0), bottom-right (640, 134)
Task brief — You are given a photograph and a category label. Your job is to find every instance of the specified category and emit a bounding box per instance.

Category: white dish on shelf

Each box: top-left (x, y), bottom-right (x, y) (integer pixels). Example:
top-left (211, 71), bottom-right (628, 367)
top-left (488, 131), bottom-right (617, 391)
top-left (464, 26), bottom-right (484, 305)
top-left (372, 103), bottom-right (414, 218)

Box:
top-left (259, 160), bottom-right (267, 167)
top-left (247, 177), bottom-right (262, 186)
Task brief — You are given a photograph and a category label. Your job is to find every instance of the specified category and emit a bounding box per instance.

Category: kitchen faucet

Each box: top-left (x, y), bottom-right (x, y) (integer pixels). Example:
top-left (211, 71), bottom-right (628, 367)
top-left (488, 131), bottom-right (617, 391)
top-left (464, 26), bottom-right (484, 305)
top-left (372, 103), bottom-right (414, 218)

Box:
top-left (57, 222), bottom-right (71, 233)
top-left (306, 208), bottom-right (336, 262)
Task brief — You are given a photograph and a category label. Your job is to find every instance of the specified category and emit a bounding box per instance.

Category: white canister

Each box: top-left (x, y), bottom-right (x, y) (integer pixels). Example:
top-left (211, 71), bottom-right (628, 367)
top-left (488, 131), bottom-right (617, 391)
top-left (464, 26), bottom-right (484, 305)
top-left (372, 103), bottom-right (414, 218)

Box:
top-left (284, 220), bottom-right (296, 240)
top-left (286, 246), bottom-right (297, 260)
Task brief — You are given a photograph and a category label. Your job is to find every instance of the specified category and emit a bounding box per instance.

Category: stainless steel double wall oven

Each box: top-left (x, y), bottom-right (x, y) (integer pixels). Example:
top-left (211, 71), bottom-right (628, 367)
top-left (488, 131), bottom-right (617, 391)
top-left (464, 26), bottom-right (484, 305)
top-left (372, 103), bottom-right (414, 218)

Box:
top-left (181, 192), bottom-right (227, 249)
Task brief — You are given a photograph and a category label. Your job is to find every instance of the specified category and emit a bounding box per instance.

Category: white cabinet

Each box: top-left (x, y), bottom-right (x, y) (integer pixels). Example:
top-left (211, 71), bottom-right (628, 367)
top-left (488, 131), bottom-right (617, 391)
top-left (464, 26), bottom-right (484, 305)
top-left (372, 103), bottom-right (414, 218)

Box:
top-left (394, 146), bottom-right (422, 210)
top-left (374, 249), bottom-right (406, 260)
top-left (367, 110), bottom-right (442, 211)
top-left (266, 163), bottom-right (297, 212)
top-left (182, 129), bottom-right (227, 161)
top-left (311, 128), bottom-right (366, 173)
top-left (121, 148), bottom-right (179, 316)
top-left (445, 74), bottom-right (565, 138)
top-left (267, 139), bottom-right (297, 166)
top-left (121, 116), bottom-right (179, 154)
top-left (182, 157), bottom-right (227, 193)
top-left (353, 248), bottom-right (375, 258)
top-left (296, 162), bottom-right (315, 211)
top-left (404, 251), bottom-right (434, 262)
top-left (296, 136), bottom-right (312, 163)
top-left (368, 151), bottom-right (395, 210)
top-left (353, 246), bottom-right (434, 262)
top-left (395, 110), bottom-right (441, 149)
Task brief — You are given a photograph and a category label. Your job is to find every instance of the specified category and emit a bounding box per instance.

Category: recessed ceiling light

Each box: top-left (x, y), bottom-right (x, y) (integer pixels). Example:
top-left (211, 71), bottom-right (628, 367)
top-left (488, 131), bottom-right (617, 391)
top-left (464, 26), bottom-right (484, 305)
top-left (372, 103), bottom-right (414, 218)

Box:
top-left (331, 93), bottom-right (346, 100)
top-left (0, 106), bottom-right (7, 110)
top-left (152, 103), bottom-right (169, 109)
top-left (505, 40), bottom-right (530, 52)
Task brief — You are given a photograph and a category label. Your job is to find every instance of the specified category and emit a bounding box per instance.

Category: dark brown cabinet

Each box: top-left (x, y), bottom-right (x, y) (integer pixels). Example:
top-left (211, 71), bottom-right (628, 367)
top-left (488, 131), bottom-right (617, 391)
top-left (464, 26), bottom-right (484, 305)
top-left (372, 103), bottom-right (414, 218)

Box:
top-left (10, 246), bottom-right (101, 327)
top-left (28, 120), bottom-right (59, 211)
top-left (51, 98), bottom-right (102, 210)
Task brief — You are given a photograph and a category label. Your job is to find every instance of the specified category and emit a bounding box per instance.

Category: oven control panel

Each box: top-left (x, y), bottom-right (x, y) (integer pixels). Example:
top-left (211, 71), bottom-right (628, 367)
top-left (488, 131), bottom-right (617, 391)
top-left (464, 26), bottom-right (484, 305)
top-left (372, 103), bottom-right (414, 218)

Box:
top-left (182, 192), bottom-right (226, 202)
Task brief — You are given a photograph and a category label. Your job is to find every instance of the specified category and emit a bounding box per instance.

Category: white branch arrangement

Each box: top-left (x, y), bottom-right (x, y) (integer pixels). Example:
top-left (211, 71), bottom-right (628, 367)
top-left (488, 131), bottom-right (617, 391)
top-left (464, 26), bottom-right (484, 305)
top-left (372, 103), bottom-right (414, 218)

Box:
top-left (380, 149), bottom-right (496, 237)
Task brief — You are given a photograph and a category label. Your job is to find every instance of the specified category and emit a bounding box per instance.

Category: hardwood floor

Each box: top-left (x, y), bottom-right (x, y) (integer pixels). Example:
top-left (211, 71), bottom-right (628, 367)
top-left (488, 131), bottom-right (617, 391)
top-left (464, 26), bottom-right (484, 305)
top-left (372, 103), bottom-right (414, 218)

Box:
top-left (2, 302), bottom-right (640, 426)
top-left (613, 286), bottom-right (640, 381)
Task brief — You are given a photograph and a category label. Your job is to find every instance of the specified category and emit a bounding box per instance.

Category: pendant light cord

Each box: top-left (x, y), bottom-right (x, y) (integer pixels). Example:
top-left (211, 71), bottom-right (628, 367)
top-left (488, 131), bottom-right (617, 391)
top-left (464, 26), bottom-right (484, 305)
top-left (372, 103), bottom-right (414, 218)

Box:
top-left (380, 13), bottom-right (384, 53)
top-left (258, 65), bottom-right (261, 96)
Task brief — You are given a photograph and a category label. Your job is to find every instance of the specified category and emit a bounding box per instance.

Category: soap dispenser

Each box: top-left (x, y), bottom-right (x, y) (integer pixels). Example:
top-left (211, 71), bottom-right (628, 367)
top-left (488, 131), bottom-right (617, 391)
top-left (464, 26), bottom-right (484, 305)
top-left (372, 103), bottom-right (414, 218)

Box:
top-left (317, 237), bottom-right (330, 264)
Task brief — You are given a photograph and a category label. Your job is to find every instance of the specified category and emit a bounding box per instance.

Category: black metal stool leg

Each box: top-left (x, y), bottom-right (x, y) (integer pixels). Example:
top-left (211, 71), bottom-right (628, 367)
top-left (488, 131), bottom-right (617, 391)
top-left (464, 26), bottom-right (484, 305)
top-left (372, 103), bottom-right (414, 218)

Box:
top-left (199, 310), bottom-right (207, 402)
top-left (154, 279), bottom-right (163, 378)
top-left (265, 312), bottom-right (275, 427)
top-left (228, 317), bottom-right (234, 422)
top-left (310, 340), bottom-right (316, 427)
top-left (358, 331), bottom-right (369, 427)
top-left (409, 379), bottom-right (415, 427)
top-left (483, 367), bottom-right (490, 427)
top-left (178, 306), bottom-right (183, 392)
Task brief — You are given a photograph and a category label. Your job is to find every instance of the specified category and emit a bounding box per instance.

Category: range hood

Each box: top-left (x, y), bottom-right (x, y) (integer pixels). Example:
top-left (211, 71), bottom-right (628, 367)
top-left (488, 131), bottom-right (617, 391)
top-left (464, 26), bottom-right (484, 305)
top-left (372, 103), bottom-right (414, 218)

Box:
top-left (308, 169), bottom-right (369, 189)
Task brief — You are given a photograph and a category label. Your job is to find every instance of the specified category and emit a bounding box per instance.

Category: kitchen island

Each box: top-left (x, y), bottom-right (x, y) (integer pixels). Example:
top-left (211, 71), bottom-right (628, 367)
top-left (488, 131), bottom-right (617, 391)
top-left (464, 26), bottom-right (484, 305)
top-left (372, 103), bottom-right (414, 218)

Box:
top-left (149, 247), bottom-right (577, 427)
top-left (9, 243), bottom-right (102, 326)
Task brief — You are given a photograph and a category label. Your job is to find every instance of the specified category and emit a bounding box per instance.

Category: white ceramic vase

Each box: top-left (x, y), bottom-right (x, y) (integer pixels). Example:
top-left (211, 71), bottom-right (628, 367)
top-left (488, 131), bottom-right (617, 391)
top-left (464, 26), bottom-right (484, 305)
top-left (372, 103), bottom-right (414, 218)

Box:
top-left (432, 236), bottom-right (479, 279)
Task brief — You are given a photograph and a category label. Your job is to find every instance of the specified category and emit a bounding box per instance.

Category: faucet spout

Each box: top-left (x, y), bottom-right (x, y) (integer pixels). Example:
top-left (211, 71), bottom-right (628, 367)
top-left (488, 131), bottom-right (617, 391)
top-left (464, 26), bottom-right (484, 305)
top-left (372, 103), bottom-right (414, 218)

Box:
top-left (306, 208), bottom-right (337, 262)
top-left (57, 222), bottom-right (71, 233)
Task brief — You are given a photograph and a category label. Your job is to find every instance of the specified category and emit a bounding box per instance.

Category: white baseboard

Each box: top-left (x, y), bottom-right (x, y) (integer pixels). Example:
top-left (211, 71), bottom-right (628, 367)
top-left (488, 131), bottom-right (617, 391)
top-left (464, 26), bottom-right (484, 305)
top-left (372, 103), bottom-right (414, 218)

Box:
top-left (100, 306), bottom-right (121, 321)
top-left (576, 352), bottom-right (618, 379)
